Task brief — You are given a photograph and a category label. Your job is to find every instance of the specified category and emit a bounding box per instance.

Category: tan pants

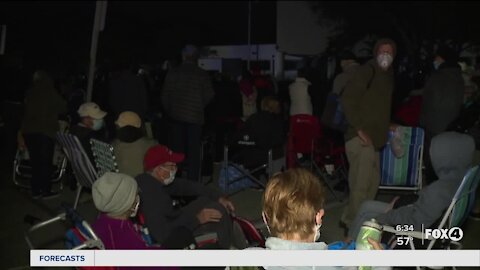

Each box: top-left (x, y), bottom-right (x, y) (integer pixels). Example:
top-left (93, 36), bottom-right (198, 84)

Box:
top-left (341, 136), bottom-right (381, 227)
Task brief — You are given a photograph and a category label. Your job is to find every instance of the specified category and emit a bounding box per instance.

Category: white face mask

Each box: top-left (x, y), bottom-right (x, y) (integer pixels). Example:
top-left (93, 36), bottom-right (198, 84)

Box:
top-left (313, 223), bottom-right (322, 242)
top-left (92, 118), bottom-right (104, 131)
top-left (160, 167), bottom-right (176, 185)
top-left (377, 53), bottom-right (393, 69)
top-left (130, 196), bottom-right (140, 217)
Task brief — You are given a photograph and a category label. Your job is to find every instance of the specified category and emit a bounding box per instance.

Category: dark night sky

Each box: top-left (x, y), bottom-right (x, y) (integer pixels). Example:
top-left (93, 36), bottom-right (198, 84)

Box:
top-left (0, 1), bottom-right (276, 68)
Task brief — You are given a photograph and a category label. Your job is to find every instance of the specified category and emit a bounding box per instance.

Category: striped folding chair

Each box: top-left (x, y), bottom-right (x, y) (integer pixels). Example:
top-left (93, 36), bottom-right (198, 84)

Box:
top-left (89, 138), bottom-right (119, 177)
top-left (383, 165), bottom-right (480, 270)
top-left (25, 133), bottom-right (99, 249)
top-left (379, 126), bottom-right (425, 192)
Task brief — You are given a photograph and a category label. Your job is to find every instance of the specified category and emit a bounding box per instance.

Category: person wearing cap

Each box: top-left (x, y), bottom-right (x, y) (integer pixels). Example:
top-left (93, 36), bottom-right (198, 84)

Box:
top-left (419, 45), bottom-right (464, 183)
top-left (69, 102), bottom-right (108, 163)
top-left (112, 111), bottom-right (157, 177)
top-left (20, 70), bottom-right (67, 199)
top-left (136, 144), bottom-right (235, 249)
top-left (161, 44), bottom-right (214, 182)
top-left (340, 38), bottom-right (397, 235)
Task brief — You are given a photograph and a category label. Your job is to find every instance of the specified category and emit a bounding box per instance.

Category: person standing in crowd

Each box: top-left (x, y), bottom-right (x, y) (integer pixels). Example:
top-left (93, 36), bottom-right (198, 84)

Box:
top-left (108, 61), bottom-right (148, 120)
top-left (288, 68), bottom-right (313, 116)
top-left (19, 70), bottom-right (67, 199)
top-left (161, 45), bottom-right (214, 182)
top-left (331, 51), bottom-right (360, 95)
top-left (112, 111), bottom-right (157, 177)
top-left (420, 45), bottom-right (465, 183)
top-left (340, 38), bottom-right (397, 235)
top-left (69, 102), bottom-right (108, 163)
top-left (136, 144), bottom-right (235, 249)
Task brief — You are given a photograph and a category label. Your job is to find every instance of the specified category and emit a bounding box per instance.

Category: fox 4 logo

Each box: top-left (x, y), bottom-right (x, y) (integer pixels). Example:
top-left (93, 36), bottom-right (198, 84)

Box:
top-left (424, 227), bottom-right (463, 241)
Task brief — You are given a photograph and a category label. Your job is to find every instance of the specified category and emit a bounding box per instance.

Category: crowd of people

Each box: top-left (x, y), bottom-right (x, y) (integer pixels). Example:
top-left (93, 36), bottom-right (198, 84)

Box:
top-left (1, 38), bottom-right (480, 266)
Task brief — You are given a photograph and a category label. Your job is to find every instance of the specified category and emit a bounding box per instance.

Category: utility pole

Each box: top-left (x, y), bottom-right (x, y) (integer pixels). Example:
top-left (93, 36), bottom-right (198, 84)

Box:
top-left (0, 25), bottom-right (6, 55)
top-left (247, 1), bottom-right (251, 69)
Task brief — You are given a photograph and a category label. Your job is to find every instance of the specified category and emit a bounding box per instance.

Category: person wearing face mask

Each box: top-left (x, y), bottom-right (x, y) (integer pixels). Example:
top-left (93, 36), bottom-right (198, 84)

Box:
top-left (69, 102), bottom-right (108, 163)
top-left (419, 45), bottom-right (464, 184)
top-left (136, 144), bottom-right (236, 249)
top-left (251, 168), bottom-right (388, 270)
top-left (92, 172), bottom-right (148, 249)
top-left (340, 38), bottom-right (397, 236)
top-left (92, 172), bottom-right (186, 269)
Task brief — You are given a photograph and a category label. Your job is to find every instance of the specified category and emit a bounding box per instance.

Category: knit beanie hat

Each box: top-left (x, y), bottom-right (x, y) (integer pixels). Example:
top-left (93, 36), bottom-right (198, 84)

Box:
top-left (92, 172), bottom-right (138, 216)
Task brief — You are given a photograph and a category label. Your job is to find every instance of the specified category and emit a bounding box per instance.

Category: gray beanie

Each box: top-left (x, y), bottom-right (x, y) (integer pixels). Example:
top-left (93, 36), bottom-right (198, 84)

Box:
top-left (92, 172), bottom-right (138, 216)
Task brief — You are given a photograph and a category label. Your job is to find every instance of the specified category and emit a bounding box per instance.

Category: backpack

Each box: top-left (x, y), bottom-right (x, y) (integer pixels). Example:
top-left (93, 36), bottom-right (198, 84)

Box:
top-left (321, 65), bottom-right (375, 132)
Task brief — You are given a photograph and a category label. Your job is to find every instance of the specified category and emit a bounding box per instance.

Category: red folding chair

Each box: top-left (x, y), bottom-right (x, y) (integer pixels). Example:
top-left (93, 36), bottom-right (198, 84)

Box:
top-left (286, 114), bottom-right (322, 169)
top-left (287, 115), bottom-right (347, 202)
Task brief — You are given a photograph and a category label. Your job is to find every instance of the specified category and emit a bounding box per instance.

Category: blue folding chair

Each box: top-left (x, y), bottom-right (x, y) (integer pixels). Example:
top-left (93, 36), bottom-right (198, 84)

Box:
top-left (380, 126), bottom-right (425, 192)
top-left (383, 165), bottom-right (480, 270)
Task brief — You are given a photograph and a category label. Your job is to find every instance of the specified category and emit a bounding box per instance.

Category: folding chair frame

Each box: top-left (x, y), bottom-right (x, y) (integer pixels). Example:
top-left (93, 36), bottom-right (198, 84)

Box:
top-left (383, 165), bottom-right (480, 270)
top-left (25, 133), bottom-right (99, 249)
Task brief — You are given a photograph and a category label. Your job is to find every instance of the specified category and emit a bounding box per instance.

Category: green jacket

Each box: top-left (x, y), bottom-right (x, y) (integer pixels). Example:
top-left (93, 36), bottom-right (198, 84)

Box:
top-left (21, 80), bottom-right (67, 139)
top-left (112, 137), bottom-right (157, 178)
top-left (341, 59), bottom-right (393, 149)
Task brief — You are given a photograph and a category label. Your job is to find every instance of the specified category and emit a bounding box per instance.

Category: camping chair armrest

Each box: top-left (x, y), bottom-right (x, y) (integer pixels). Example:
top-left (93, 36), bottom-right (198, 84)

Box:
top-left (383, 225), bottom-right (432, 240)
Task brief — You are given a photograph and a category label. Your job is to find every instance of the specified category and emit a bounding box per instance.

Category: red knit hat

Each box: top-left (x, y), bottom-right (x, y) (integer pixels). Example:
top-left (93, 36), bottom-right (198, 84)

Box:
top-left (144, 145), bottom-right (185, 171)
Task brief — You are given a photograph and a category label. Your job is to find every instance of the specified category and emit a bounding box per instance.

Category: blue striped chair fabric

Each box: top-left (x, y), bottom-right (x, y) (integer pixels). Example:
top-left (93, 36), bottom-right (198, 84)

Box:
top-left (380, 127), bottom-right (425, 189)
top-left (56, 133), bottom-right (98, 192)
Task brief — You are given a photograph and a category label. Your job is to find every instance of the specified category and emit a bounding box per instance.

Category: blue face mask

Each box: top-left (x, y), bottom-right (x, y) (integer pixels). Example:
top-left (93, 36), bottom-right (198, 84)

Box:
top-left (92, 119), bottom-right (104, 131)
top-left (433, 61), bottom-right (442, 70)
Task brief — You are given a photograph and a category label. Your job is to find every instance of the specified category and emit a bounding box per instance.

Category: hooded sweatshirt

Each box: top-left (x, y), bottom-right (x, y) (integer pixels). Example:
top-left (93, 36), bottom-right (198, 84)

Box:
top-left (376, 131), bottom-right (475, 230)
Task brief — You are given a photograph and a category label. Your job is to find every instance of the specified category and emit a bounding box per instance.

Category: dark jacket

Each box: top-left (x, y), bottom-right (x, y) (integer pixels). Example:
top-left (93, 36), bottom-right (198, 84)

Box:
top-left (135, 173), bottom-right (223, 244)
top-left (161, 62), bottom-right (214, 125)
top-left (420, 64), bottom-right (465, 136)
top-left (341, 59), bottom-right (394, 149)
top-left (21, 73), bottom-right (67, 139)
top-left (108, 70), bottom-right (148, 119)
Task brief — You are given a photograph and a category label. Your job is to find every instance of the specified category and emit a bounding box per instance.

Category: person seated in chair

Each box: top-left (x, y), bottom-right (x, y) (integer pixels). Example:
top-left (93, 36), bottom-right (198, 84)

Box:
top-left (229, 96), bottom-right (286, 169)
top-left (253, 168), bottom-right (387, 270)
top-left (69, 102), bottom-right (108, 162)
top-left (92, 172), bottom-right (151, 250)
top-left (347, 131), bottom-right (475, 242)
top-left (92, 172), bottom-right (191, 269)
top-left (136, 144), bottom-right (236, 249)
top-left (112, 111), bottom-right (157, 177)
